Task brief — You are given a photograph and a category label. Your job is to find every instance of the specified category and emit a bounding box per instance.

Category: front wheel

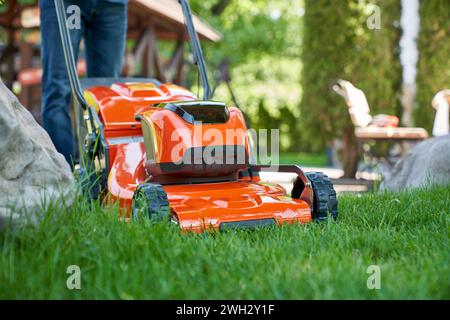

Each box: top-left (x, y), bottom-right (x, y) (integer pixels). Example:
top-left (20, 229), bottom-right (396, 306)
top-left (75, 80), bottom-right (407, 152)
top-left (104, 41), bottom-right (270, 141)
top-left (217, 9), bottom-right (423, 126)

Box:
top-left (75, 167), bottom-right (106, 201)
top-left (305, 172), bottom-right (338, 221)
top-left (132, 183), bottom-right (171, 222)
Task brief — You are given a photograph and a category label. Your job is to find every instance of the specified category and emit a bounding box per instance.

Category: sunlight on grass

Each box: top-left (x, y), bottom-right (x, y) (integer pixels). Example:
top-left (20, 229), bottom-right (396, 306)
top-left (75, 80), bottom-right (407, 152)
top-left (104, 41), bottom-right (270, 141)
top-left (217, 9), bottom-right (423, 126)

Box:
top-left (257, 152), bottom-right (327, 167)
top-left (0, 185), bottom-right (449, 299)
top-left (278, 152), bottom-right (327, 167)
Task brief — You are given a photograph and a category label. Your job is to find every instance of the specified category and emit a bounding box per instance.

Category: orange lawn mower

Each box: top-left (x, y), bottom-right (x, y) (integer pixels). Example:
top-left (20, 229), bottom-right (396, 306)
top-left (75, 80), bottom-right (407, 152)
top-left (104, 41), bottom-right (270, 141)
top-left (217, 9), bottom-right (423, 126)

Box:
top-left (55, 0), bottom-right (338, 232)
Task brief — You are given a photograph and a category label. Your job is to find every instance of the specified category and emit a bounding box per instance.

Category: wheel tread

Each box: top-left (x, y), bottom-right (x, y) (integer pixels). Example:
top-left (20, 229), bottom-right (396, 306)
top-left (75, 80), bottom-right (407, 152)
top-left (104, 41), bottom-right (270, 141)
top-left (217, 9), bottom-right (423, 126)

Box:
top-left (132, 183), bottom-right (171, 222)
top-left (305, 172), bottom-right (338, 221)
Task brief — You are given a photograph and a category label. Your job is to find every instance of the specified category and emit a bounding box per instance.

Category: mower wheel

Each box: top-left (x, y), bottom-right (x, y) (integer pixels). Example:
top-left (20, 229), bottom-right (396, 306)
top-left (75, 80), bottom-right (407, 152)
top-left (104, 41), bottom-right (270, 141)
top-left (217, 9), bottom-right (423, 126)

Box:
top-left (75, 167), bottom-right (105, 201)
top-left (305, 172), bottom-right (338, 221)
top-left (132, 183), bottom-right (171, 222)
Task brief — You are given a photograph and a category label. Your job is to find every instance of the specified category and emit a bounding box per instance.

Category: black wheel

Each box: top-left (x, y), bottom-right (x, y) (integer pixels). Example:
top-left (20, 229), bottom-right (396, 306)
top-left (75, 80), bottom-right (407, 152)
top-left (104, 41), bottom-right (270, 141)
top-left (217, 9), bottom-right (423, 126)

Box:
top-left (75, 167), bottom-right (106, 201)
top-left (305, 172), bottom-right (338, 221)
top-left (132, 183), bottom-right (171, 222)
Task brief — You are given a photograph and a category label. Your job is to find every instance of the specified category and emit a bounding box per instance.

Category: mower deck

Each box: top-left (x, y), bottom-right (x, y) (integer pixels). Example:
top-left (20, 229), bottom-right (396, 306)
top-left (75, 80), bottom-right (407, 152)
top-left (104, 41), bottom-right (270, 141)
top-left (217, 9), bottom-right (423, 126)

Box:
top-left (106, 141), bottom-right (312, 232)
top-left (166, 181), bottom-right (312, 231)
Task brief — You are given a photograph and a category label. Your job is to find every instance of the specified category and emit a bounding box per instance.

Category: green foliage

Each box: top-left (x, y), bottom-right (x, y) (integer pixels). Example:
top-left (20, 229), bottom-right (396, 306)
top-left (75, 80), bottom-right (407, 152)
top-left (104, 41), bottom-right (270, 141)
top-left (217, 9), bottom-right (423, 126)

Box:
top-left (273, 151), bottom-right (327, 167)
top-left (0, 0), bottom-right (35, 13)
top-left (191, 0), bottom-right (303, 66)
top-left (1, 185), bottom-right (449, 298)
top-left (415, 0), bottom-right (450, 131)
top-left (206, 55), bottom-right (303, 152)
top-left (300, 0), bottom-right (402, 152)
top-left (189, 0), bottom-right (304, 152)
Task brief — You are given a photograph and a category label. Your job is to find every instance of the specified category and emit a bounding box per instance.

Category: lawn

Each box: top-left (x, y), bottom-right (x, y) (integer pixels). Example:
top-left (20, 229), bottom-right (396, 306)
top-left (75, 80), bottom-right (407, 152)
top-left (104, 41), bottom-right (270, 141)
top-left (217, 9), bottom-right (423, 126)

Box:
top-left (264, 152), bottom-right (327, 167)
top-left (0, 184), bottom-right (449, 299)
top-left (278, 152), bottom-right (327, 167)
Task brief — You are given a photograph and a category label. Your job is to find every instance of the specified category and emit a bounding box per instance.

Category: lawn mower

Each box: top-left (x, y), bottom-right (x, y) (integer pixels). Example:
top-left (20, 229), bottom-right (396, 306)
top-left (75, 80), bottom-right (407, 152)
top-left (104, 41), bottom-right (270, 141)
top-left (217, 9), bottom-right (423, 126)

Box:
top-left (55, 0), bottom-right (338, 232)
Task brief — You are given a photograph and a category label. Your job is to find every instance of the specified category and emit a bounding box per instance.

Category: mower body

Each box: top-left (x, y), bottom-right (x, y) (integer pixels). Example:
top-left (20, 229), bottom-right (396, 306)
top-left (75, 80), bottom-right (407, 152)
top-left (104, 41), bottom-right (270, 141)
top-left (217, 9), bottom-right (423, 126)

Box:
top-left (82, 79), bottom-right (314, 232)
top-left (54, 0), bottom-right (337, 232)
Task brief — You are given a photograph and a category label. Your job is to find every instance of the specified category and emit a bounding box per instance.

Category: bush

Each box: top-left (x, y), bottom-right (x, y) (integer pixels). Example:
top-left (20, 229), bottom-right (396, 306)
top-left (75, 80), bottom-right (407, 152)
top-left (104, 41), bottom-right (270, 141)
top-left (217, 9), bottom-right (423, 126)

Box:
top-left (212, 56), bottom-right (303, 153)
top-left (415, 0), bottom-right (450, 131)
top-left (300, 0), bottom-right (401, 176)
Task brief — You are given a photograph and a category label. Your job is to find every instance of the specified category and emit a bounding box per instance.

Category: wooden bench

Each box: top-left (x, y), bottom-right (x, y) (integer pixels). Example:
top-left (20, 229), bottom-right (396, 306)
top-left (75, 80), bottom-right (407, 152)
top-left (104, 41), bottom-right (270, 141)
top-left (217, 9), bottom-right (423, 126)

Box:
top-left (332, 80), bottom-right (429, 175)
top-left (332, 79), bottom-right (428, 142)
top-left (354, 126), bottom-right (428, 141)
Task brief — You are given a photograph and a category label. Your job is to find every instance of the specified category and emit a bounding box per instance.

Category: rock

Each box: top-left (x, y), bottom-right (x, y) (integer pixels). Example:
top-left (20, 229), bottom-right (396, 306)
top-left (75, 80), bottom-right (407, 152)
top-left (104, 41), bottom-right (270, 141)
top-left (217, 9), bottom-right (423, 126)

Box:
top-left (381, 135), bottom-right (450, 191)
top-left (0, 79), bottom-right (75, 229)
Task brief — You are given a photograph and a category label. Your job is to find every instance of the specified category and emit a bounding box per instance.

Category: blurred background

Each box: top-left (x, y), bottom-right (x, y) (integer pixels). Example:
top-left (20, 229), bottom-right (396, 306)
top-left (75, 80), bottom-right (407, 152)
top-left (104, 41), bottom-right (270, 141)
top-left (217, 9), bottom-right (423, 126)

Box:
top-left (0, 0), bottom-right (449, 180)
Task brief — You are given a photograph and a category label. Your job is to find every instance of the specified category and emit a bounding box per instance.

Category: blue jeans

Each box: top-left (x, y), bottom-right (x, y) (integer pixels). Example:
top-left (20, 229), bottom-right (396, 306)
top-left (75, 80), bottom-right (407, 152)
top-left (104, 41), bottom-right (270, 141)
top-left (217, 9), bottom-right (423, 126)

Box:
top-left (40, 0), bottom-right (127, 164)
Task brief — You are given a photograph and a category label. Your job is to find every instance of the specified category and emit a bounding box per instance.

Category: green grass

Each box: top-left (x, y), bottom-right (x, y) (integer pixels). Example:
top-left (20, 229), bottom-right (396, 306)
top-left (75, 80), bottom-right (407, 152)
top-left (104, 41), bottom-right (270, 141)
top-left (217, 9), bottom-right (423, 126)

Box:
top-left (0, 185), bottom-right (449, 299)
top-left (263, 152), bottom-right (327, 167)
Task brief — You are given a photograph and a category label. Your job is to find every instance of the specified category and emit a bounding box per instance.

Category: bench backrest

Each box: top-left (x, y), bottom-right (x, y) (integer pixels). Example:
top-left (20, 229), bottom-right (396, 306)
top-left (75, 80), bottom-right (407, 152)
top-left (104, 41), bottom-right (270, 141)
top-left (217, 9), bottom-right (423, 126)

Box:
top-left (333, 79), bottom-right (373, 128)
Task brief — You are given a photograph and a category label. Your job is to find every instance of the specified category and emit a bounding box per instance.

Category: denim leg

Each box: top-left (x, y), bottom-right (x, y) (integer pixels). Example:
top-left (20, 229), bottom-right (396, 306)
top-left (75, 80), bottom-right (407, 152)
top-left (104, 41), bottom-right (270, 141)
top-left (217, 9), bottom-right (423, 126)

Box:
top-left (84, 1), bottom-right (128, 77)
top-left (40, 0), bottom-right (85, 164)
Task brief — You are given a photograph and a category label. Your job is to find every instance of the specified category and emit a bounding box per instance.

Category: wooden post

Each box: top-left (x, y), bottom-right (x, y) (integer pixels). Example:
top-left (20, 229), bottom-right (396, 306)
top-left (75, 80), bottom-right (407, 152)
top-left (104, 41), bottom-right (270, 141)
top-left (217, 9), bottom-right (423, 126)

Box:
top-left (19, 41), bottom-right (33, 108)
top-left (167, 38), bottom-right (185, 83)
top-left (0, 0), bottom-right (18, 88)
top-left (148, 25), bottom-right (167, 83)
top-left (2, 29), bottom-right (16, 88)
top-left (145, 27), bottom-right (156, 78)
top-left (133, 29), bottom-right (149, 77)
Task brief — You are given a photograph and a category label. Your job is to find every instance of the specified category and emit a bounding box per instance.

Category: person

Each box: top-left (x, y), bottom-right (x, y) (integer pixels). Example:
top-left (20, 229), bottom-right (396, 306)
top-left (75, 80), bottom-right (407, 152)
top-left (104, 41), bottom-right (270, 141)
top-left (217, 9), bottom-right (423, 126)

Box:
top-left (432, 89), bottom-right (450, 137)
top-left (40, 0), bottom-right (128, 165)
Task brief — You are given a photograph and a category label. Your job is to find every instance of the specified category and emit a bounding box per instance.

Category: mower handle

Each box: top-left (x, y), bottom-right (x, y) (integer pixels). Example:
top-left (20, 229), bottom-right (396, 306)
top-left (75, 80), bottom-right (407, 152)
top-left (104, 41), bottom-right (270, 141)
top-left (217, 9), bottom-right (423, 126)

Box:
top-left (179, 0), bottom-right (211, 100)
top-left (54, 0), bottom-right (87, 110)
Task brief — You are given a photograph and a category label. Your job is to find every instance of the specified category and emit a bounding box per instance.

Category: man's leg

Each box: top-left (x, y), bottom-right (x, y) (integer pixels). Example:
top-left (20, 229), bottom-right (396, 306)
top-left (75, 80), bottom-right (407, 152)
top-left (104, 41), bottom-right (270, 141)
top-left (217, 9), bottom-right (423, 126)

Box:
top-left (40, 0), bottom-right (85, 164)
top-left (85, 1), bottom-right (128, 77)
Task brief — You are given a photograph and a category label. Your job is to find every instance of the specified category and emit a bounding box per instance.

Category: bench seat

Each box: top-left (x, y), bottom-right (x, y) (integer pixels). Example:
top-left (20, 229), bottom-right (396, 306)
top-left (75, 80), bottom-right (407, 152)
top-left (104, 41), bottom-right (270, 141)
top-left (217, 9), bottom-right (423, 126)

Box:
top-left (355, 126), bottom-right (428, 141)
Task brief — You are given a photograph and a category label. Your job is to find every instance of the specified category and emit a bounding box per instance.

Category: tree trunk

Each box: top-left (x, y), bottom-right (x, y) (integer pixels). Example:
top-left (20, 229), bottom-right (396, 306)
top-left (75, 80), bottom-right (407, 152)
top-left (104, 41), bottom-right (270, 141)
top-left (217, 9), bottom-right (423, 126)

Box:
top-left (341, 127), bottom-right (359, 178)
top-left (211, 0), bottom-right (232, 16)
top-left (399, 0), bottom-right (420, 126)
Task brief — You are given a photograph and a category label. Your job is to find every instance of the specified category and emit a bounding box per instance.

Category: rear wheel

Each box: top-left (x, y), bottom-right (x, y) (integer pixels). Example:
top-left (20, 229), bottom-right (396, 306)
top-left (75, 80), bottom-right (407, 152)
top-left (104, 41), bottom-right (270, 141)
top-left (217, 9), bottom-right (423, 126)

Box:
top-left (75, 167), bottom-right (106, 201)
top-left (132, 183), bottom-right (171, 222)
top-left (305, 172), bottom-right (338, 221)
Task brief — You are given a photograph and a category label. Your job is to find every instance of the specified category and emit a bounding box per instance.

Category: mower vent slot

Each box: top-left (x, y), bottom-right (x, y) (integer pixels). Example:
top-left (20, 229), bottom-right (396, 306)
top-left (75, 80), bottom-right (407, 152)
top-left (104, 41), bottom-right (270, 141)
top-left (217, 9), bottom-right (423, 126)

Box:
top-left (165, 102), bottom-right (229, 124)
top-left (219, 219), bottom-right (276, 231)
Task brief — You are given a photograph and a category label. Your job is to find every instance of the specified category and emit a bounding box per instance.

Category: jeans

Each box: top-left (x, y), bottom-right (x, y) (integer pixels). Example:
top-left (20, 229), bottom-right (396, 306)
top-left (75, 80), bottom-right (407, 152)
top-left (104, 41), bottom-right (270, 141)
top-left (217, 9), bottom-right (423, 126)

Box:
top-left (40, 0), bottom-right (127, 164)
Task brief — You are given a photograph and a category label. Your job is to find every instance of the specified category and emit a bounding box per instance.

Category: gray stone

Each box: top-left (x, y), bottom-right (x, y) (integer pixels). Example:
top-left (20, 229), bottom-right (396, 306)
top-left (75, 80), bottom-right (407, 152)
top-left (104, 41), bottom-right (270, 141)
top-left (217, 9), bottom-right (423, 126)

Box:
top-left (0, 78), bottom-right (75, 229)
top-left (381, 135), bottom-right (450, 191)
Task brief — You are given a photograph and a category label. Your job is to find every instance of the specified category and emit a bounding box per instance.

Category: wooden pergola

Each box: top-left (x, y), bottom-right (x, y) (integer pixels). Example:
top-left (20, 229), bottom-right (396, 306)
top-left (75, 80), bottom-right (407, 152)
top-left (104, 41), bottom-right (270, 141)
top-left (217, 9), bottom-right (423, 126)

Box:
top-left (127, 0), bottom-right (221, 83)
top-left (0, 0), bottom-right (221, 121)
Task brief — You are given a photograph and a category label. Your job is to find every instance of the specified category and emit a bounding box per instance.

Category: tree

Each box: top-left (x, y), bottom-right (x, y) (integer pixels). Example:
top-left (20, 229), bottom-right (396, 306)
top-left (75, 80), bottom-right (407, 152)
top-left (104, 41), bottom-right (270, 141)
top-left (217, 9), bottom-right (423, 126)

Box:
top-left (190, 0), bottom-right (302, 67)
top-left (415, 0), bottom-right (450, 131)
top-left (189, 0), bottom-right (304, 154)
top-left (300, 0), bottom-right (401, 177)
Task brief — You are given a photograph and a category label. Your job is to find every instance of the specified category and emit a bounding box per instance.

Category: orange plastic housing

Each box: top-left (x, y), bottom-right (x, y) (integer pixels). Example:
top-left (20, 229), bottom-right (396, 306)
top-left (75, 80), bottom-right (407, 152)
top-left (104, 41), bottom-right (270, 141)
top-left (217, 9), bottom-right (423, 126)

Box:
top-left (139, 106), bottom-right (248, 164)
top-left (83, 81), bottom-right (312, 232)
